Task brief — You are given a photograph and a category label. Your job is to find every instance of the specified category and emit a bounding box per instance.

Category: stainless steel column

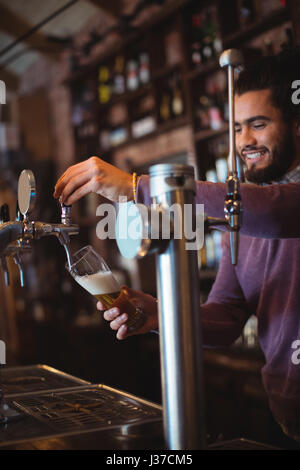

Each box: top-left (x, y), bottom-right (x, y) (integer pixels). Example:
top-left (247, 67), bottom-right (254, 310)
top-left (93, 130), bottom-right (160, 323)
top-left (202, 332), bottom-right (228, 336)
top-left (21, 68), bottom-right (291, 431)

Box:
top-left (150, 163), bottom-right (206, 450)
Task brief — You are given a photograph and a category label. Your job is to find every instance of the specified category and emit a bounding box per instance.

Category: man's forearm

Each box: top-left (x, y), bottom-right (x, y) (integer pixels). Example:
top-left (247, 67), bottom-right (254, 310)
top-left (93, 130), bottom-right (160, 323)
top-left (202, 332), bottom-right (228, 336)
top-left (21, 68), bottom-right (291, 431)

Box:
top-left (137, 176), bottom-right (300, 239)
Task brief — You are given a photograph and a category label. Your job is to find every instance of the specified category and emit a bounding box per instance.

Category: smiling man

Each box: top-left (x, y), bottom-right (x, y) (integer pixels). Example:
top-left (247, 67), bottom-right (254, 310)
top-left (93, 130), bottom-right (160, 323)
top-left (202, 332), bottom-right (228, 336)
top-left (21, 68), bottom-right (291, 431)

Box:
top-left (54, 48), bottom-right (300, 447)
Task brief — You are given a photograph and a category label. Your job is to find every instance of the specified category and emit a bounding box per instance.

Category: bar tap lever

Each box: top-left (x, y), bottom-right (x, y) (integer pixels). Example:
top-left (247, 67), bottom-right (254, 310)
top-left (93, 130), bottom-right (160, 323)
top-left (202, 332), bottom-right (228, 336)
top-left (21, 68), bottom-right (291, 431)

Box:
top-left (0, 170), bottom-right (79, 286)
top-left (61, 203), bottom-right (73, 226)
top-left (219, 48), bottom-right (244, 265)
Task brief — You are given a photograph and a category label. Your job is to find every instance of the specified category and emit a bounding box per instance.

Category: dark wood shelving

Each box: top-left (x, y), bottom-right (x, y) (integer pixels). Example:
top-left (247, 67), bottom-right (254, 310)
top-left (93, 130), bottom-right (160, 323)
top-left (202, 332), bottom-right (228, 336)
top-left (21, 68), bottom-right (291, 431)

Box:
top-left (99, 115), bottom-right (190, 155)
top-left (98, 83), bottom-right (154, 110)
top-left (64, 0), bottom-right (190, 86)
top-left (194, 124), bottom-right (229, 143)
top-left (96, 64), bottom-right (182, 112)
top-left (186, 59), bottom-right (220, 81)
top-left (223, 7), bottom-right (290, 47)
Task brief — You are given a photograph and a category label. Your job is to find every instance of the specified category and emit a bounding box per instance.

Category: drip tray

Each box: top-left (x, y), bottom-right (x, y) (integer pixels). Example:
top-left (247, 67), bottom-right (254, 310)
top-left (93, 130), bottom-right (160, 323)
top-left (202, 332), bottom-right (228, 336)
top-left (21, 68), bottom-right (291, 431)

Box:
top-left (0, 364), bottom-right (90, 396)
top-left (0, 384), bottom-right (162, 448)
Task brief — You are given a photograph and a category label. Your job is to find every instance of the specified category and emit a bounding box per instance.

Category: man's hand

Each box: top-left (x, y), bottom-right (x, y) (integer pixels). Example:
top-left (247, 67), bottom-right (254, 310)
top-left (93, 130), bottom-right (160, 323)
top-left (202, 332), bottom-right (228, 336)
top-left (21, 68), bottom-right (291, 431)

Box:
top-left (53, 156), bottom-right (133, 204)
top-left (97, 286), bottom-right (159, 340)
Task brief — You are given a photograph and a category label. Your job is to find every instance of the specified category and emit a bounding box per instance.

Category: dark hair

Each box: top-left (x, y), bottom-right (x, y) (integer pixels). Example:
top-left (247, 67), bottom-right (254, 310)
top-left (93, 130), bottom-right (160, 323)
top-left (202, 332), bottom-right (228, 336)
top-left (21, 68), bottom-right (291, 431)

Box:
top-left (235, 47), bottom-right (300, 122)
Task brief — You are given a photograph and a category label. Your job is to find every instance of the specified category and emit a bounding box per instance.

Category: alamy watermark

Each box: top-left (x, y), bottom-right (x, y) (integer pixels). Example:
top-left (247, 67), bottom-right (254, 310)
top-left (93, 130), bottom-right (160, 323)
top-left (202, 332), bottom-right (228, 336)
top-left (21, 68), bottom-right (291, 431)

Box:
top-left (95, 199), bottom-right (205, 250)
top-left (291, 80), bottom-right (300, 105)
top-left (291, 339), bottom-right (300, 365)
top-left (0, 80), bottom-right (6, 105)
top-left (0, 340), bottom-right (6, 365)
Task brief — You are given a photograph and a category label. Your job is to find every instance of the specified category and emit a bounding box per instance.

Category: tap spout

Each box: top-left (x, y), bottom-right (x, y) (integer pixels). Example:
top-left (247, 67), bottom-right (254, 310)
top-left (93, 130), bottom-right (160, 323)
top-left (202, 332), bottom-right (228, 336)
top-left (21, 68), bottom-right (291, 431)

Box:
top-left (0, 222), bottom-right (23, 254)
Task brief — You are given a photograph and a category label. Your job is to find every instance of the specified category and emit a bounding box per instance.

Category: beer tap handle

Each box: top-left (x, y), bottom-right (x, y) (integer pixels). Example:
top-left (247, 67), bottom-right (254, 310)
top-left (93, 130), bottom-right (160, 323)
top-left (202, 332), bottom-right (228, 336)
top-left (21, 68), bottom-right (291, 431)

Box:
top-left (219, 49), bottom-right (243, 265)
top-left (60, 203), bottom-right (72, 226)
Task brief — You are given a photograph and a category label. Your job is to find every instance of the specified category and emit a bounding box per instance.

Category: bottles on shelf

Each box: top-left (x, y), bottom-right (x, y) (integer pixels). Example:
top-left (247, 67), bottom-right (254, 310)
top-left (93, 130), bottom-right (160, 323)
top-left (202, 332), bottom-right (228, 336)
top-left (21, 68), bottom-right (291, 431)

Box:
top-left (98, 65), bottom-right (111, 104)
top-left (99, 103), bottom-right (129, 151)
top-left (158, 71), bottom-right (185, 124)
top-left (139, 52), bottom-right (150, 85)
top-left (126, 58), bottom-right (139, 91)
top-left (159, 92), bottom-right (171, 122)
top-left (190, 5), bottom-right (222, 68)
top-left (97, 51), bottom-right (151, 105)
top-left (113, 56), bottom-right (126, 95)
top-left (196, 94), bottom-right (224, 132)
top-left (131, 93), bottom-right (157, 139)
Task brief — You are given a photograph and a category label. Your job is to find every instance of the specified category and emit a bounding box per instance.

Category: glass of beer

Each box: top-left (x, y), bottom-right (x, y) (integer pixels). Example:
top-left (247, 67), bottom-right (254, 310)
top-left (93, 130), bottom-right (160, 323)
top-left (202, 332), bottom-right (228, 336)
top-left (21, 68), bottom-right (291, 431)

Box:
top-left (66, 245), bottom-right (145, 332)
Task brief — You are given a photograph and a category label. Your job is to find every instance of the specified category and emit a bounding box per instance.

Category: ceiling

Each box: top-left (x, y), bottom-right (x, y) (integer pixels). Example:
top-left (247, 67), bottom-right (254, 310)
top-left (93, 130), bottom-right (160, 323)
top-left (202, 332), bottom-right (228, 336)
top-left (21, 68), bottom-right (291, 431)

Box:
top-left (0, 0), bottom-right (122, 90)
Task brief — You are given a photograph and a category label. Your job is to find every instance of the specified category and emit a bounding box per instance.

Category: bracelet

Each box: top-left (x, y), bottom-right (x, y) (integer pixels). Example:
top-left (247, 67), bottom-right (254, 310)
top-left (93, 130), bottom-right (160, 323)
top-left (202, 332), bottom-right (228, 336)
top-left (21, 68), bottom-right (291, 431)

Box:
top-left (132, 172), bottom-right (137, 203)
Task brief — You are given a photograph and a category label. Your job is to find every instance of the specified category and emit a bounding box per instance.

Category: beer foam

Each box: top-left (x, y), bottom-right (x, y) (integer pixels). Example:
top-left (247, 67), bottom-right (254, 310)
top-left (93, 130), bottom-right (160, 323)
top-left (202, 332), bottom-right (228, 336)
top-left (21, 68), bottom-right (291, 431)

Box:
top-left (74, 271), bottom-right (120, 295)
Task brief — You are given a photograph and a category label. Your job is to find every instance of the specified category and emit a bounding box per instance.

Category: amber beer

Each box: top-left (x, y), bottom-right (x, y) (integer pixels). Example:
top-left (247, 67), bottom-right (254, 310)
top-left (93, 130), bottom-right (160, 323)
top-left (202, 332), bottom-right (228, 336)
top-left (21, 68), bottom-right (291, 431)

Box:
top-left (74, 271), bottom-right (145, 331)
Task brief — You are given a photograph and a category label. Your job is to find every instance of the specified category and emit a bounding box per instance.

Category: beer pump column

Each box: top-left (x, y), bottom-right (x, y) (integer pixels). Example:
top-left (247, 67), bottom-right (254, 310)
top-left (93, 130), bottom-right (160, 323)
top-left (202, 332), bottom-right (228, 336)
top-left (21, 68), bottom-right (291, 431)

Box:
top-left (116, 163), bottom-right (206, 450)
top-left (150, 164), bottom-right (205, 450)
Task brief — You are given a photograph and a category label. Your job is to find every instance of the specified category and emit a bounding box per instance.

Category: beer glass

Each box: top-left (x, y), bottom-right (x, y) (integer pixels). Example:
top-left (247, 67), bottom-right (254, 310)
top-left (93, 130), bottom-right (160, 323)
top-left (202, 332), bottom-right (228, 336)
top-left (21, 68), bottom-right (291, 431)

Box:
top-left (66, 245), bottom-right (145, 332)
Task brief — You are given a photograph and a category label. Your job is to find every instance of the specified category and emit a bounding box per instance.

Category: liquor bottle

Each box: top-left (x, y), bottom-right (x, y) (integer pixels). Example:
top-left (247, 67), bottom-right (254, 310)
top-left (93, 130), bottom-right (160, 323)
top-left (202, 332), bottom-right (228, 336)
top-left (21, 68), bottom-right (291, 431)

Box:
top-left (202, 7), bottom-right (219, 62)
top-left (191, 12), bottom-right (204, 66)
top-left (126, 59), bottom-right (139, 91)
top-left (171, 74), bottom-right (184, 117)
top-left (98, 65), bottom-right (111, 104)
top-left (113, 56), bottom-right (125, 95)
top-left (160, 92), bottom-right (171, 122)
top-left (139, 52), bottom-right (150, 85)
top-left (196, 95), bottom-right (210, 130)
top-left (208, 96), bottom-right (223, 130)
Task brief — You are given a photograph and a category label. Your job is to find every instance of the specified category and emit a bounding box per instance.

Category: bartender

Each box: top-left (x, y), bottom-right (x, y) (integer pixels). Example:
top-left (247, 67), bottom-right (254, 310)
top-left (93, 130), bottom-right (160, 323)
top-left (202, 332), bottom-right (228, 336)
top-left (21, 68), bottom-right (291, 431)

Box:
top-left (54, 48), bottom-right (300, 446)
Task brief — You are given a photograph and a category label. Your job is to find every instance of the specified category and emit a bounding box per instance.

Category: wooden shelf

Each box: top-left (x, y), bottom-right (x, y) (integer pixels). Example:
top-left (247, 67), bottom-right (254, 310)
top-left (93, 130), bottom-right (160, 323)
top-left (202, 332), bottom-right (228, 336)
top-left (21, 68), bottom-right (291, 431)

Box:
top-left (97, 64), bottom-right (182, 111)
top-left (64, 0), bottom-right (191, 85)
top-left (186, 60), bottom-right (220, 81)
top-left (223, 7), bottom-right (290, 47)
top-left (99, 115), bottom-right (190, 154)
top-left (98, 83), bottom-right (154, 110)
top-left (194, 124), bottom-right (229, 143)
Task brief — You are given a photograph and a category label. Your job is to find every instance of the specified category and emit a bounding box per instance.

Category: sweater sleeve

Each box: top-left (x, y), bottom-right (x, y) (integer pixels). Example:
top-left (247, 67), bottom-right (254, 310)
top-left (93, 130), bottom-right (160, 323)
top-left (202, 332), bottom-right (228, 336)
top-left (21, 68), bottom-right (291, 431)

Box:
top-left (137, 175), bottom-right (300, 238)
top-left (200, 233), bottom-right (252, 347)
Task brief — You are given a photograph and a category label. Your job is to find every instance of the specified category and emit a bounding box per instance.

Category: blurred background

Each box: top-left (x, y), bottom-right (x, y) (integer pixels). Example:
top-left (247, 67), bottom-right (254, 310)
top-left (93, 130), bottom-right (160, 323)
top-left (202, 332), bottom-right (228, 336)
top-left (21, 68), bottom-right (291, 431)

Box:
top-left (0, 0), bottom-right (298, 446)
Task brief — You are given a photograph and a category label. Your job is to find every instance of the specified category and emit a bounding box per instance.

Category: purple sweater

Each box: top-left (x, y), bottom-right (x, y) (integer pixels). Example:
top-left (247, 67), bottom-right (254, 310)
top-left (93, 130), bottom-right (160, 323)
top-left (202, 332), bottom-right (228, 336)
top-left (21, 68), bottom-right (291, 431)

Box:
top-left (137, 176), bottom-right (300, 432)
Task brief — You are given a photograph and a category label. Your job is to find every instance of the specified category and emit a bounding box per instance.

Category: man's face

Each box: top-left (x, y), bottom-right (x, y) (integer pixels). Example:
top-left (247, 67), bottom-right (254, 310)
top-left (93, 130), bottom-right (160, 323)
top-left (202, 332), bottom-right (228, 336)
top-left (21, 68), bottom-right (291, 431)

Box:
top-left (235, 89), bottom-right (295, 183)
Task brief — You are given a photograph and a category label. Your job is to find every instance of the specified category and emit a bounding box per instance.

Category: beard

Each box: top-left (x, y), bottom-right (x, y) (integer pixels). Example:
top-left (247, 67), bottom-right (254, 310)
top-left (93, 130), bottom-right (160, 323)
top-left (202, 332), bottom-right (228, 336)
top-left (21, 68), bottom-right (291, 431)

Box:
top-left (242, 127), bottom-right (295, 184)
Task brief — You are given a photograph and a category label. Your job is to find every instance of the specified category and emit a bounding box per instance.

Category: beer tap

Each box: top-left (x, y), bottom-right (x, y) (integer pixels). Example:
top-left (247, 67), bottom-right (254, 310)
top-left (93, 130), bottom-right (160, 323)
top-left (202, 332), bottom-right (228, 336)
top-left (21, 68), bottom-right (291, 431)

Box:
top-left (219, 48), bottom-right (244, 265)
top-left (116, 164), bottom-right (206, 450)
top-left (0, 170), bottom-right (79, 425)
top-left (114, 49), bottom-right (244, 449)
top-left (0, 169), bottom-right (79, 286)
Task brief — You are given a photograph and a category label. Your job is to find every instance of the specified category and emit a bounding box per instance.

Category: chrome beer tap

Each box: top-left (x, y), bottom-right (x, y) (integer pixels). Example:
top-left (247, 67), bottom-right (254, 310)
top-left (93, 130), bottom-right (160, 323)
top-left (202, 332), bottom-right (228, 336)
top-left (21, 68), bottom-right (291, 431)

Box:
top-left (0, 169), bottom-right (79, 286)
top-left (219, 48), bottom-right (244, 265)
top-left (114, 49), bottom-right (244, 450)
top-left (0, 170), bottom-right (79, 424)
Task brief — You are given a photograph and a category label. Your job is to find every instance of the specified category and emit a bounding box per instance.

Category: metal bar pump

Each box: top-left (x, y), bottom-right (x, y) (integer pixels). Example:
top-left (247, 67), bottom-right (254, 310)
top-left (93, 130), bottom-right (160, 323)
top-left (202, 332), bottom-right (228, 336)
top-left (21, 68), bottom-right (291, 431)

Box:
top-left (0, 169), bottom-right (79, 287)
top-left (115, 49), bottom-right (243, 450)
